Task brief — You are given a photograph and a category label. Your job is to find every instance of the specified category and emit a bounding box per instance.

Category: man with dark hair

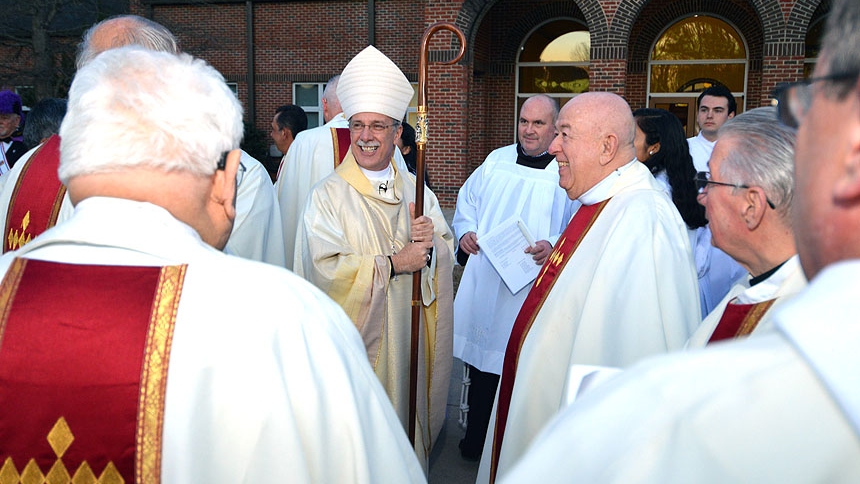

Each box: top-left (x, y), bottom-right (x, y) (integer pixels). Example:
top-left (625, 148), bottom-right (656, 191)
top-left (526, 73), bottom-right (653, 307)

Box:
top-left (271, 104), bottom-right (308, 158)
top-left (688, 84), bottom-right (737, 173)
top-left (22, 98), bottom-right (67, 149)
top-left (499, 1), bottom-right (860, 480)
top-left (0, 90), bottom-right (26, 173)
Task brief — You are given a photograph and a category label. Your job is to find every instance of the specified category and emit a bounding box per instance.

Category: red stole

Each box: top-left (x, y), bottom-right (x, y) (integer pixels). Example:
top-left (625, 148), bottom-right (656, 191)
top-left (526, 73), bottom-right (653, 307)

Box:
top-left (4, 135), bottom-right (66, 253)
top-left (489, 200), bottom-right (610, 483)
top-left (0, 258), bottom-right (186, 483)
top-left (707, 298), bottom-right (776, 344)
top-left (330, 127), bottom-right (351, 168)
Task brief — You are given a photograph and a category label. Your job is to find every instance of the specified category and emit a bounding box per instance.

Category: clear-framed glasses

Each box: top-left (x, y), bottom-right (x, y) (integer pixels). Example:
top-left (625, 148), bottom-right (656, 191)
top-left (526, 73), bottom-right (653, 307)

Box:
top-left (772, 71), bottom-right (859, 128)
top-left (694, 171), bottom-right (775, 209)
top-left (217, 152), bottom-right (247, 187)
top-left (349, 121), bottom-right (397, 134)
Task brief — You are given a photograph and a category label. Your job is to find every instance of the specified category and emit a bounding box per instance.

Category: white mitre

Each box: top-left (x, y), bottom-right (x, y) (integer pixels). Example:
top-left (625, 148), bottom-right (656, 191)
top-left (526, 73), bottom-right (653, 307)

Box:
top-left (337, 45), bottom-right (413, 121)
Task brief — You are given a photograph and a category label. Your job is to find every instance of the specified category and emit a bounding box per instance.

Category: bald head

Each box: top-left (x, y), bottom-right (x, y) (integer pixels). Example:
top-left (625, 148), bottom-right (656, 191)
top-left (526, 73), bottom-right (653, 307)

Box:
top-left (549, 92), bottom-right (636, 200)
top-left (518, 94), bottom-right (559, 156)
top-left (76, 15), bottom-right (179, 69)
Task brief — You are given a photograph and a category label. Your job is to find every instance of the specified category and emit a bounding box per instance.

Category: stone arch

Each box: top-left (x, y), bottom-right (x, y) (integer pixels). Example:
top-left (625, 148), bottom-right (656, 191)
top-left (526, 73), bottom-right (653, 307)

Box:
top-left (788, 0), bottom-right (827, 43)
top-left (628, 0), bottom-right (765, 76)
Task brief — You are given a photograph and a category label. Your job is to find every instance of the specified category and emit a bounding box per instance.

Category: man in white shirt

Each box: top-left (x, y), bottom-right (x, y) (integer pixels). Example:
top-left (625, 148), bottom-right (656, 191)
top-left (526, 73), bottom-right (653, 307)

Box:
top-left (687, 106), bottom-right (807, 347)
top-left (688, 84), bottom-right (736, 173)
top-left (0, 47), bottom-right (424, 483)
top-left (499, 2), bottom-right (860, 480)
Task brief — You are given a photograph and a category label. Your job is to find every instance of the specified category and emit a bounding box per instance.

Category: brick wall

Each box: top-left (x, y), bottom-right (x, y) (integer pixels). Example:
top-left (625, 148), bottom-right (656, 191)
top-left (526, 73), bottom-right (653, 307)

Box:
top-left (130, 0), bottom-right (825, 208)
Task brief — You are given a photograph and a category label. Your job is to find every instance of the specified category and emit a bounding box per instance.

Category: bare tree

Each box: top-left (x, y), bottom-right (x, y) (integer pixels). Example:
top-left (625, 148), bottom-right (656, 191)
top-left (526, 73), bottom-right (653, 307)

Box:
top-left (0, 0), bottom-right (126, 102)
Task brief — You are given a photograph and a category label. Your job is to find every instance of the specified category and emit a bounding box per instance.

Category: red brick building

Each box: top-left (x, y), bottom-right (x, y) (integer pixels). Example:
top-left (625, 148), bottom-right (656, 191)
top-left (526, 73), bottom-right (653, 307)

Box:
top-left (134, 0), bottom-right (828, 207)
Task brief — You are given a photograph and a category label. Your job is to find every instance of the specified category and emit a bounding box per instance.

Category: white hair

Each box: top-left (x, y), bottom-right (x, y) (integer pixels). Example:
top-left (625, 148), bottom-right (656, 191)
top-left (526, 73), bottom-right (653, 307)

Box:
top-left (59, 47), bottom-right (243, 183)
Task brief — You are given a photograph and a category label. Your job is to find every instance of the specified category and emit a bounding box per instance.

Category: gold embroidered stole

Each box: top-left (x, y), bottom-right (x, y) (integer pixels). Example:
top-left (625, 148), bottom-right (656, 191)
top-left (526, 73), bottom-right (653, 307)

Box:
top-left (489, 199), bottom-right (610, 483)
top-left (0, 258), bottom-right (186, 483)
top-left (708, 299), bottom-right (776, 344)
top-left (4, 135), bottom-right (66, 253)
top-left (330, 127), bottom-right (351, 169)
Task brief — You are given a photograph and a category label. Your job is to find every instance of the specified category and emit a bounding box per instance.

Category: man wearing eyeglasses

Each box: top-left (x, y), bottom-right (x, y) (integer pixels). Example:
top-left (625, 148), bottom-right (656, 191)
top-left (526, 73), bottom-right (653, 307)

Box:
top-left (687, 84), bottom-right (736, 173)
top-left (294, 45), bottom-right (455, 470)
top-left (0, 47), bottom-right (425, 483)
top-left (495, 0), bottom-right (860, 481)
top-left (686, 106), bottom-right (807, 347)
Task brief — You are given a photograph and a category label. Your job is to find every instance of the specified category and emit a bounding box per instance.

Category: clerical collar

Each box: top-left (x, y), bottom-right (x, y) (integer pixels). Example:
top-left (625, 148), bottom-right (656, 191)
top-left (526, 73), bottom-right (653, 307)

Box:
top-left (749, 259), bottom-right (789, 287)
top-left (578, 159), bottom-right (637, 205)
top-left (359, 163), bottom-right (392, 181)
top-left (515, 143), bottom-right (554, 169)
top-left (360, 163), bottom-right (395, 198)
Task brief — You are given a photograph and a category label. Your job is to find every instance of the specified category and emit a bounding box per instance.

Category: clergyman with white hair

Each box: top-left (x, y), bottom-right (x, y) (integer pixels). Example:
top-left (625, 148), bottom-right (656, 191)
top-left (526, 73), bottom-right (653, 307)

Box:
top-left (687, 106), bottom-right (807, 347)
top-left (0, 47), bottom-right (423, 483)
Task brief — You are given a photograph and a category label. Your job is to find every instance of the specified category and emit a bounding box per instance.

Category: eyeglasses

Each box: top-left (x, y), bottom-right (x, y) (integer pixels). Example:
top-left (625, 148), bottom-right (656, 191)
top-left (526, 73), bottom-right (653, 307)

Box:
top-left (217, 152), bottom-right (247, 187)
top-left (694, 171), bottom-right (775, 209)
top-left (349, 121), bottom-right (397, 134)
top-left (772, 71), bottom-right (859, 128)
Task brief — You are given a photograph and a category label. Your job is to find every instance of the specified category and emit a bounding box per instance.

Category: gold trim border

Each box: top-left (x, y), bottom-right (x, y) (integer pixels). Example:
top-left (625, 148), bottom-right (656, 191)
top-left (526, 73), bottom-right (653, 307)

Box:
top-left (0, 258), bottom-right (27, 350)
top-left (136, 264), bottom-right (187, 483)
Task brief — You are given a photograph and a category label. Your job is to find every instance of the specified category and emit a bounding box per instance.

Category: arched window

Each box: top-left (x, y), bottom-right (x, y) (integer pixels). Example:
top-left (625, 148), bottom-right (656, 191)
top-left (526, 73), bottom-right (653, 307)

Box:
top-left (648, 15), bottom-right (747, 136)
top-left (517, 19), bottom-right (590, 115)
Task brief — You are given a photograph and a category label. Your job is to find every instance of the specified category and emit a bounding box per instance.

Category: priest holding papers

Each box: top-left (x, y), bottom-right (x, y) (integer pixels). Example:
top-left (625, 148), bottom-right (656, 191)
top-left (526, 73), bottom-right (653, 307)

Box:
top-left (479, 92), bottom-right (700, 483)
top-left (452, 94), bottom-right (576, 461)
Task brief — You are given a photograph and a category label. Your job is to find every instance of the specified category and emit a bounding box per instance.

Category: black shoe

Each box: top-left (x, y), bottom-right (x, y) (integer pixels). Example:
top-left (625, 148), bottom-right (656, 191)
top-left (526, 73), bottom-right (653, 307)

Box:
top-left (459, 438), bottom-right (481, 462)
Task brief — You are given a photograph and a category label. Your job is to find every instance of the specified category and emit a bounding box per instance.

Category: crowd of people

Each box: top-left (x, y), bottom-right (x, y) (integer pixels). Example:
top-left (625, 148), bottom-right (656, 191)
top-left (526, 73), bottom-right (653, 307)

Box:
top-left (1, 0), bottom-right (859, 482)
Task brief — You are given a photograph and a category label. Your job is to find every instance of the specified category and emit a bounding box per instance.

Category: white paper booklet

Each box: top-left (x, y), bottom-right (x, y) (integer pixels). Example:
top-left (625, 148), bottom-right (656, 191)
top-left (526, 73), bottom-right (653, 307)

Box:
top-left (477, 215), bottom-right (541, 294)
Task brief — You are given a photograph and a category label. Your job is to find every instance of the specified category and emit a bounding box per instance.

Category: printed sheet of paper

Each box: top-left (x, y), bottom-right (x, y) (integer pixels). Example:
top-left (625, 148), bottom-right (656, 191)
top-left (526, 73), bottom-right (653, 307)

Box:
top-left (477, 215), bottom-right (541, 294)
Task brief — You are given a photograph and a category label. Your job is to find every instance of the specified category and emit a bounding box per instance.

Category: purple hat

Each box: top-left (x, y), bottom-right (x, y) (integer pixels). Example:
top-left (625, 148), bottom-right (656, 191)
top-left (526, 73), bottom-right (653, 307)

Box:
top-left (0, 91), bottom-right (22, 116)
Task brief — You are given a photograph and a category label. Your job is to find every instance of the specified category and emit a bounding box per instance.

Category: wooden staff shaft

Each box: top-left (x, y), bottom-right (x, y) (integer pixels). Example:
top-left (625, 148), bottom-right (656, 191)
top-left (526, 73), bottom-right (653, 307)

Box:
top-left (408, 22), bottom-right (466, 445)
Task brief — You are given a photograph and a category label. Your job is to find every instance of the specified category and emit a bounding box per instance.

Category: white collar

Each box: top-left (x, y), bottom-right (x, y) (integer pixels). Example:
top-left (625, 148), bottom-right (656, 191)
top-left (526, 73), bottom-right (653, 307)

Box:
top-left (578, 159), bottom-right (637, 205)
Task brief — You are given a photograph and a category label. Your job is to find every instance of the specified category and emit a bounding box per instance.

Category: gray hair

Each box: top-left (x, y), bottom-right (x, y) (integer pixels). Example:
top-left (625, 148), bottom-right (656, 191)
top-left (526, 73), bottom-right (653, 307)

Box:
top-left (23, 98), bottom-right (67, 148)
top-left (323, 75), bottom-right (340, 103)
top-left (60, 47), bottom-right (242, 183)
top-left (820, 0), bottom-right (860, 98)
top-left (76, 15), bottom-right (179, 69)
top-left (717, 106), bottom-right (796, 222)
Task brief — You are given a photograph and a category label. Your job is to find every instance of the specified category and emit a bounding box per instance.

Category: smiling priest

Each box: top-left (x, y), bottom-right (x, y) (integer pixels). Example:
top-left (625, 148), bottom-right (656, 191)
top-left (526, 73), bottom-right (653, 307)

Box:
top-left (294, 45), bottom-right (455, 470)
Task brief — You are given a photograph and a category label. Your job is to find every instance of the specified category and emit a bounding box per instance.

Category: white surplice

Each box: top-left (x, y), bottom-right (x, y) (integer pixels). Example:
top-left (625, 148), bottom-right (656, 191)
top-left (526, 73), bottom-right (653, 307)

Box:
top-left (687, 131), bottom-right (716, 173)
top-left (653, 170), bottom-right (747, 316)
top-left (452, 144), bottom-right (577, 375)
top-left (227, 151), bottom-right (285, 267)
top-left (0, 147), bottom-right (283, 267)
top-left (687, 254), bottom-right (807, 348)
top-left (499, 259), bottom-right (860, 484)
top-left (0, 196), bottom-right (425, 483)
top-left (478, 160), bottom-right (701, 482)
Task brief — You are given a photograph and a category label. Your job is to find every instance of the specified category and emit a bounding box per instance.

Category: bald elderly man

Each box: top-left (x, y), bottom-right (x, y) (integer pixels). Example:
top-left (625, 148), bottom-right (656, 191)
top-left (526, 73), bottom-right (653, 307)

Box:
top-left (479, 92), bottom-right (700, 483)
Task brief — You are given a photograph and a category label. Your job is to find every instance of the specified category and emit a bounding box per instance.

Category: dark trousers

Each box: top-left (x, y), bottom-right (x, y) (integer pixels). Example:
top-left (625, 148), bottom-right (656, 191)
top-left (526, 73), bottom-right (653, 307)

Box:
top-left (460, 364), bottom-right (501, 456)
